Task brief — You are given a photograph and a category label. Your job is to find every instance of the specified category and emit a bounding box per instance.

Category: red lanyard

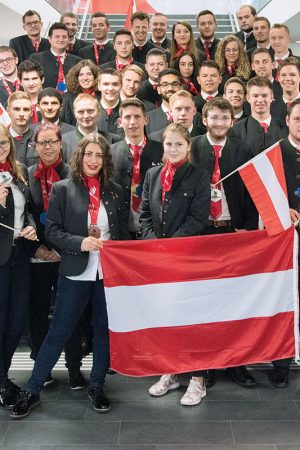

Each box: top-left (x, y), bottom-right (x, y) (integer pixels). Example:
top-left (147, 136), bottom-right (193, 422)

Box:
top-left (2, 78), bottom-right (21, 96)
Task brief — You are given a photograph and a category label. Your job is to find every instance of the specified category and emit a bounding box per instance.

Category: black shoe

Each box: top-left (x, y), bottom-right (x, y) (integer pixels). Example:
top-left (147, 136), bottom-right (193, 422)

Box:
top-left (43, 373), bottom-right (56, 388)
top-left (205, 370), bottom-right (216, 388)
top-left (107, 368), bottom-right (116, 375)
top-left (69, 370), bottom-right (87, 390)
top-left (227, 366), bottom-right (256, 388)
top-left (0, 380), bottom-right (22, 409)
top-left (88, 387), bottom-right (111, 413)
top-left (270, 366), bottom-right (289, 388)
top-left (10, 391), bottom-right (40, 419)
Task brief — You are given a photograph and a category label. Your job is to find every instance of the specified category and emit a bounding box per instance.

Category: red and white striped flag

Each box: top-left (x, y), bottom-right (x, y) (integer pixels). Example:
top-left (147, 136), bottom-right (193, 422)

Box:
top-left (0, 102), bottom-right (11, 127)
top-left (124, 0), bottom-right (137, 30)
top-left (238, 141), bottom-right (291, 236)
top-left (101, 227), bottom-right (299, 376)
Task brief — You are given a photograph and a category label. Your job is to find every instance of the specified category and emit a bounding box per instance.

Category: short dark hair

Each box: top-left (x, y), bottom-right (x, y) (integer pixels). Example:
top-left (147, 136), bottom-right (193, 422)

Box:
top-left (48, 22), bottom-right (68, 37)
top-left (119, 98), bottom-right (146, 116)
top-left (224, 76), bottom-right (246, 96)
top-left (22, 10), bottom-right (41, 23)
top-left (99, 67), bottom-right (122, 82)
top-left (246, 76), bottom-right (273, 93)
top-left (0, 45), bottom-right (17, 58)
top-left (38, 87), bottom-right (63, 105)
top-left (202, 97), bottom-right (234, 119)
top-left (199, 60), bottom-right (221, 74)
top-left (113, 28), bottom-right (133, 43)
top-left (131, 12), bottom-right (149, 25)
top-left (91, 12), bottom-right (109, 26)
top-left (146, 47), bottom-right (168, 63)
top-left (287, 98), bottom-right (300, 117)
top-left (60, 12), bottom-right (78, 23)
top-left (158, 68), bottom-right (181, 85)
top-left (277, 56), bottom-right (300, 75)
top-left (253, 16), bottom-right (271, 28)
top-left (18, 60), bottom-right (44, 81)
top-left (196, 10), bottom-right (216, 25)
top-left (251, 47), bottom-right (274, 63)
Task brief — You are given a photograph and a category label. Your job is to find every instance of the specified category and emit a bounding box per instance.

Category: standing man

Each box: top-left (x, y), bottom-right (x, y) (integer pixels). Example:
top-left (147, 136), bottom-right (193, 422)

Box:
top-left (30, 23), bottom-right (81, 91)
top-left (111, 98), bottom-right (163, 237)
top-left (194, 60), bottom-right (222, 114)
top-left (230, 76), bottom-right (288, 156)
top-left (60, 12), bottom-right (89, 56)
top-left (7, 91), bottom-right (38, 167)
top-left (9, 10), bottom-right (50, 63)
top-left (235, 4), bottom-right (257, 50)
top-left (150, 90), bottom-right (205, 142)
top-left (223, 77), bottom-right (248, 122)
top-left (149, 13), bottom-right (171, 49)
top-left (247, 17), bottom-right (273, 62)
top-left (97, 68), bottom-right (123, 137)
top-left (18, 60), bottom-right (44, 124)
top-left (120, 64), bottom-right (154, 112)
top-left (146, 69), bottom-right (182, 135)
top-left (0, 46), bottom-right (20, 108)
top-left (137, 48), bottom-right (168, 107)
top-left (195, 10), bottom-right (220, 61)
top-left (100, 29), bottom-right (145, 73)
top-left (131, 12), bottom-right (156, 65)
top-left (35, 87), bottom-right (74, 134)
top-left (79, 12), bottom-right (115, 65)
top-left (272, 57), bottom-right (300, 120)
top-left (270, 23), bottom-right (299, 79)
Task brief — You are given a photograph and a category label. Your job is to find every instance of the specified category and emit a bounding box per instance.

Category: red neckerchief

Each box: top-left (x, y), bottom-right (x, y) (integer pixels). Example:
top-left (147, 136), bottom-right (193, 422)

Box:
top-left (30, 38), bottom-right (41, 52)
top-left (115, 57), bottom-right (133, 72)
top-left (81, 88), bottom-right (96, 96)
top-left (31, 103), bottom-right (39, 124)
top-left (2, 78), bottom-right (21, 96)
top-left (83, 175), bottom-right (101, 225)
top-left (129, 136), bottom-right (147, 212)
top-left (174, 44), bottom-right (189, 59)
top-left (187, 80), bottom-right (198, 96)
top-left (67, 42), bottom-right (74, 54)
top-left (34, 158), bottom-right (61, 211)
top-left (161, 159), bottom-right (186, 204)
top-left (226, 64), bottom-right (236, 76)
top-left (93, 41), bottom-right (104, 65)
top-left (0, 161), bottom-right (12, 172)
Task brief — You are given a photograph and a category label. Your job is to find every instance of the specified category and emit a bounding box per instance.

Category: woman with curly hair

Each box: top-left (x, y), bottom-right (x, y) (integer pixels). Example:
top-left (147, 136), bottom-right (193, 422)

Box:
top-left (170, 21), bottom-right (205, 67)
top-left (61, 59), bottom-right (100, 125)
top-left (11, 133), bottom-right (130, 419)
top-left (215, 35), bottom-right (250, 94)
top-left (172, 50), bottom-right (200, 96)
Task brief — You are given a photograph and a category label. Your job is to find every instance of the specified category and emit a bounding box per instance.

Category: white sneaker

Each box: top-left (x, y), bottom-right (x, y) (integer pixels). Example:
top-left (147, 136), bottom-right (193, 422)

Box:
top-left (149, 374), bottom-right (180, 397)
top-left (180, 378), bottom-right (206, 406)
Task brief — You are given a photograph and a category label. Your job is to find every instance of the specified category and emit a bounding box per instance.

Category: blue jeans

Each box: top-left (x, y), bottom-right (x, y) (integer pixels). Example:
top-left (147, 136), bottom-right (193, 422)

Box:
top-left (0, 244), bottom-right (30, 387)
top-left (28, 275), bottom-right (109, 394)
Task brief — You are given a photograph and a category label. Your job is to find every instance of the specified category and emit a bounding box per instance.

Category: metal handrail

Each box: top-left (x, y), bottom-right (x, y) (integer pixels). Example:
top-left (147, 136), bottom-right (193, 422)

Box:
top-left (227, 0), bottom-right (239, 33)
top-left (78, 0), bottom-right (91, 39)
top-left (72, 0), bottom-right (81, 15)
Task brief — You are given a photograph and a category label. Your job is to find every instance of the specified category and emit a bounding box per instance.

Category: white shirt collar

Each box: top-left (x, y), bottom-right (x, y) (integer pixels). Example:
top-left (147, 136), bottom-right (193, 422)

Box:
top-left (275, 51), bottom-right (290, 61)
top-left (201, 90), bottom-right (218, 100)
top-left (258, 116), bottom-right (272, 126)
top-left (151, 35), bottom-right (166, 44)
top-left (234, 110), bottom-right (244, 119)
top-left (288, 136), bottom-right (300, 150)
top-left (78, 126), bottom-right (97, 136)
top-left (95, 38), bottom-right (109, 46)
top-left (188, 124), bottom-right (193, 133)
top-left (51, 49), bottom-right (66, 60)
top-left (134, 40), bottom-right (148, 47)
top-left (100, 99), bottom-right (120, 110)
top-left (161, 103), bottom-right (170, 114)
top-left (125, 136), bottom-right (145, 148)
top-left (283, 93), bottom-right (300, 104)
top-left (9, 127), bottom-right (29, 137)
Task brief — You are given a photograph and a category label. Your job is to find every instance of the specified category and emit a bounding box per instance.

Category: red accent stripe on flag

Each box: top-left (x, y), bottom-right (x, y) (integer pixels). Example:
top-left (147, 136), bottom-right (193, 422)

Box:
top-left (109, 312), bottom-right (294, 376)
top-left (268, 144), bottom-right (288, 196)
top-left (102, 228), bottom-right (293, 287)
top-left (239, 164), bottom-right (285, 235)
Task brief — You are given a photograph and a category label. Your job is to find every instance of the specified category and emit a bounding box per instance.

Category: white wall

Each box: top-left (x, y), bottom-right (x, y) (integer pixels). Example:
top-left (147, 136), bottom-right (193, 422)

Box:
top-left (260, 0), bottom-right (300, 41)
top-left (0, 0), bottom-right (60, 44)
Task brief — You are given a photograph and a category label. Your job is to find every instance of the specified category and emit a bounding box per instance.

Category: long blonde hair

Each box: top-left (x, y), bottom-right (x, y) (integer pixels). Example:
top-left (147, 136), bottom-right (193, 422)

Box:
top-left (215, 35), bottom-right (250, 80)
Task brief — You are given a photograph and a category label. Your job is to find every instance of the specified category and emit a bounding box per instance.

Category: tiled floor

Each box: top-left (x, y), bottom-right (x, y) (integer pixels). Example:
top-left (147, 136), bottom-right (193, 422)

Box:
top-left (1, 368), bottom-right (300, 449)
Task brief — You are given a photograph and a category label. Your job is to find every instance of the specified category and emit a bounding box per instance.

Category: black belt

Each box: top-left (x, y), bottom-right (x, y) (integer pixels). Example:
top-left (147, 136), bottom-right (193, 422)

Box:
top-left (208, 220), bottom-right (232, 228)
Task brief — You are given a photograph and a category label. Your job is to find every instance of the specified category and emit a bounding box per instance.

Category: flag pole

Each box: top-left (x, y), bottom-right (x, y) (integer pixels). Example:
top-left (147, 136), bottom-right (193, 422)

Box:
top-left (213, 139), bottom-right (284, 187)
top-left (0, 222), bottom-right (39, 240)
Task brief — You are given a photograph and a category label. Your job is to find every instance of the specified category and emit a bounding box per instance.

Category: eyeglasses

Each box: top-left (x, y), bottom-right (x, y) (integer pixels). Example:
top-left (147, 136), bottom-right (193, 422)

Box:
top-left (0, 140), bottom-right (10, 148)
top-left (24, 20), bottom-right (40, 27)
top-left (225, 48), bottom-right (239, 54)
top-left (36, 139), bottom-right (60, 147)
top-left (208, 115), bottom-right (232, 122)
top-left (159, 81), bottom-right (181, 89)
top-left (84, 152), bottom-right (103, 161)
top-left (0, 57), bottom-right (15, 65)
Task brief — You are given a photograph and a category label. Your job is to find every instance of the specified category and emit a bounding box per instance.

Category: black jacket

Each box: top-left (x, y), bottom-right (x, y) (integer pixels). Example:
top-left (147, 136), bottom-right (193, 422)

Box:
top-left (235, 30), bottom-right (256, 50)
top-left (30, 51), bottom-right (81, 88)
top-left (132, 41), bottom-right (156, 64)
top-left (70, 38), bottom-right (90, 57)
top-left (45, 177), bottom-right (130, 276)
top-left (139, 162), bottom-right (210, 239)
top-left (280, 138), bottom-right (300, 210)
top-left (13, 128), bottom-right (39, 168)
top-left (79, 41), bottom-right (116, 65)
top-left (9, 35), bottom-right (50, 63)
top-left (0, 166), bottom-right (36, 265)
top-left (195, 37), bottom-right (220, 60)
top-left (191, 134), bottom-right (258, 230)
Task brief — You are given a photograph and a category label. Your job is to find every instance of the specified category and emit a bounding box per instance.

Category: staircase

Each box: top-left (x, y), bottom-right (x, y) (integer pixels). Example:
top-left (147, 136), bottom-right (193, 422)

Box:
top-left (77, 13), bottom-right (237, 42)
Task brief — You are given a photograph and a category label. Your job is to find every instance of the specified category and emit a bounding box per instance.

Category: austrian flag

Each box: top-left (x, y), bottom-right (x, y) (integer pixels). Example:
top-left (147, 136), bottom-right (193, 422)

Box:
top-left (101, 227), bottom-right (299, 376)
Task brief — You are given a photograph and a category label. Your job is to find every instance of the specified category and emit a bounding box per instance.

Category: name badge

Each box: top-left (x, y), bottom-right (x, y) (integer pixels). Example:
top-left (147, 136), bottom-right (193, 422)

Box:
top-left (39, 211), bottom-right (47, 226)
top-left (211, 188), bottom-right (222, 202)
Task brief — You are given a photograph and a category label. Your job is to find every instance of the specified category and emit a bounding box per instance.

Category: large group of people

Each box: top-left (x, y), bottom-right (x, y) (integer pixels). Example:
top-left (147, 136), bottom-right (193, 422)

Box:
top-left (0, 4), bottom-right (300, 419)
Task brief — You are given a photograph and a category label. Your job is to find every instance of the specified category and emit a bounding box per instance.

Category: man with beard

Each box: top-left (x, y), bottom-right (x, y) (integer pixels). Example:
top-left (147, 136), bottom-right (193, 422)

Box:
top-left (146, 69), bottom-right (182, 135)
top-left (235, 4), bottom-right (257, 50)
top-left (247, 17), bottom-right (273, 62)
